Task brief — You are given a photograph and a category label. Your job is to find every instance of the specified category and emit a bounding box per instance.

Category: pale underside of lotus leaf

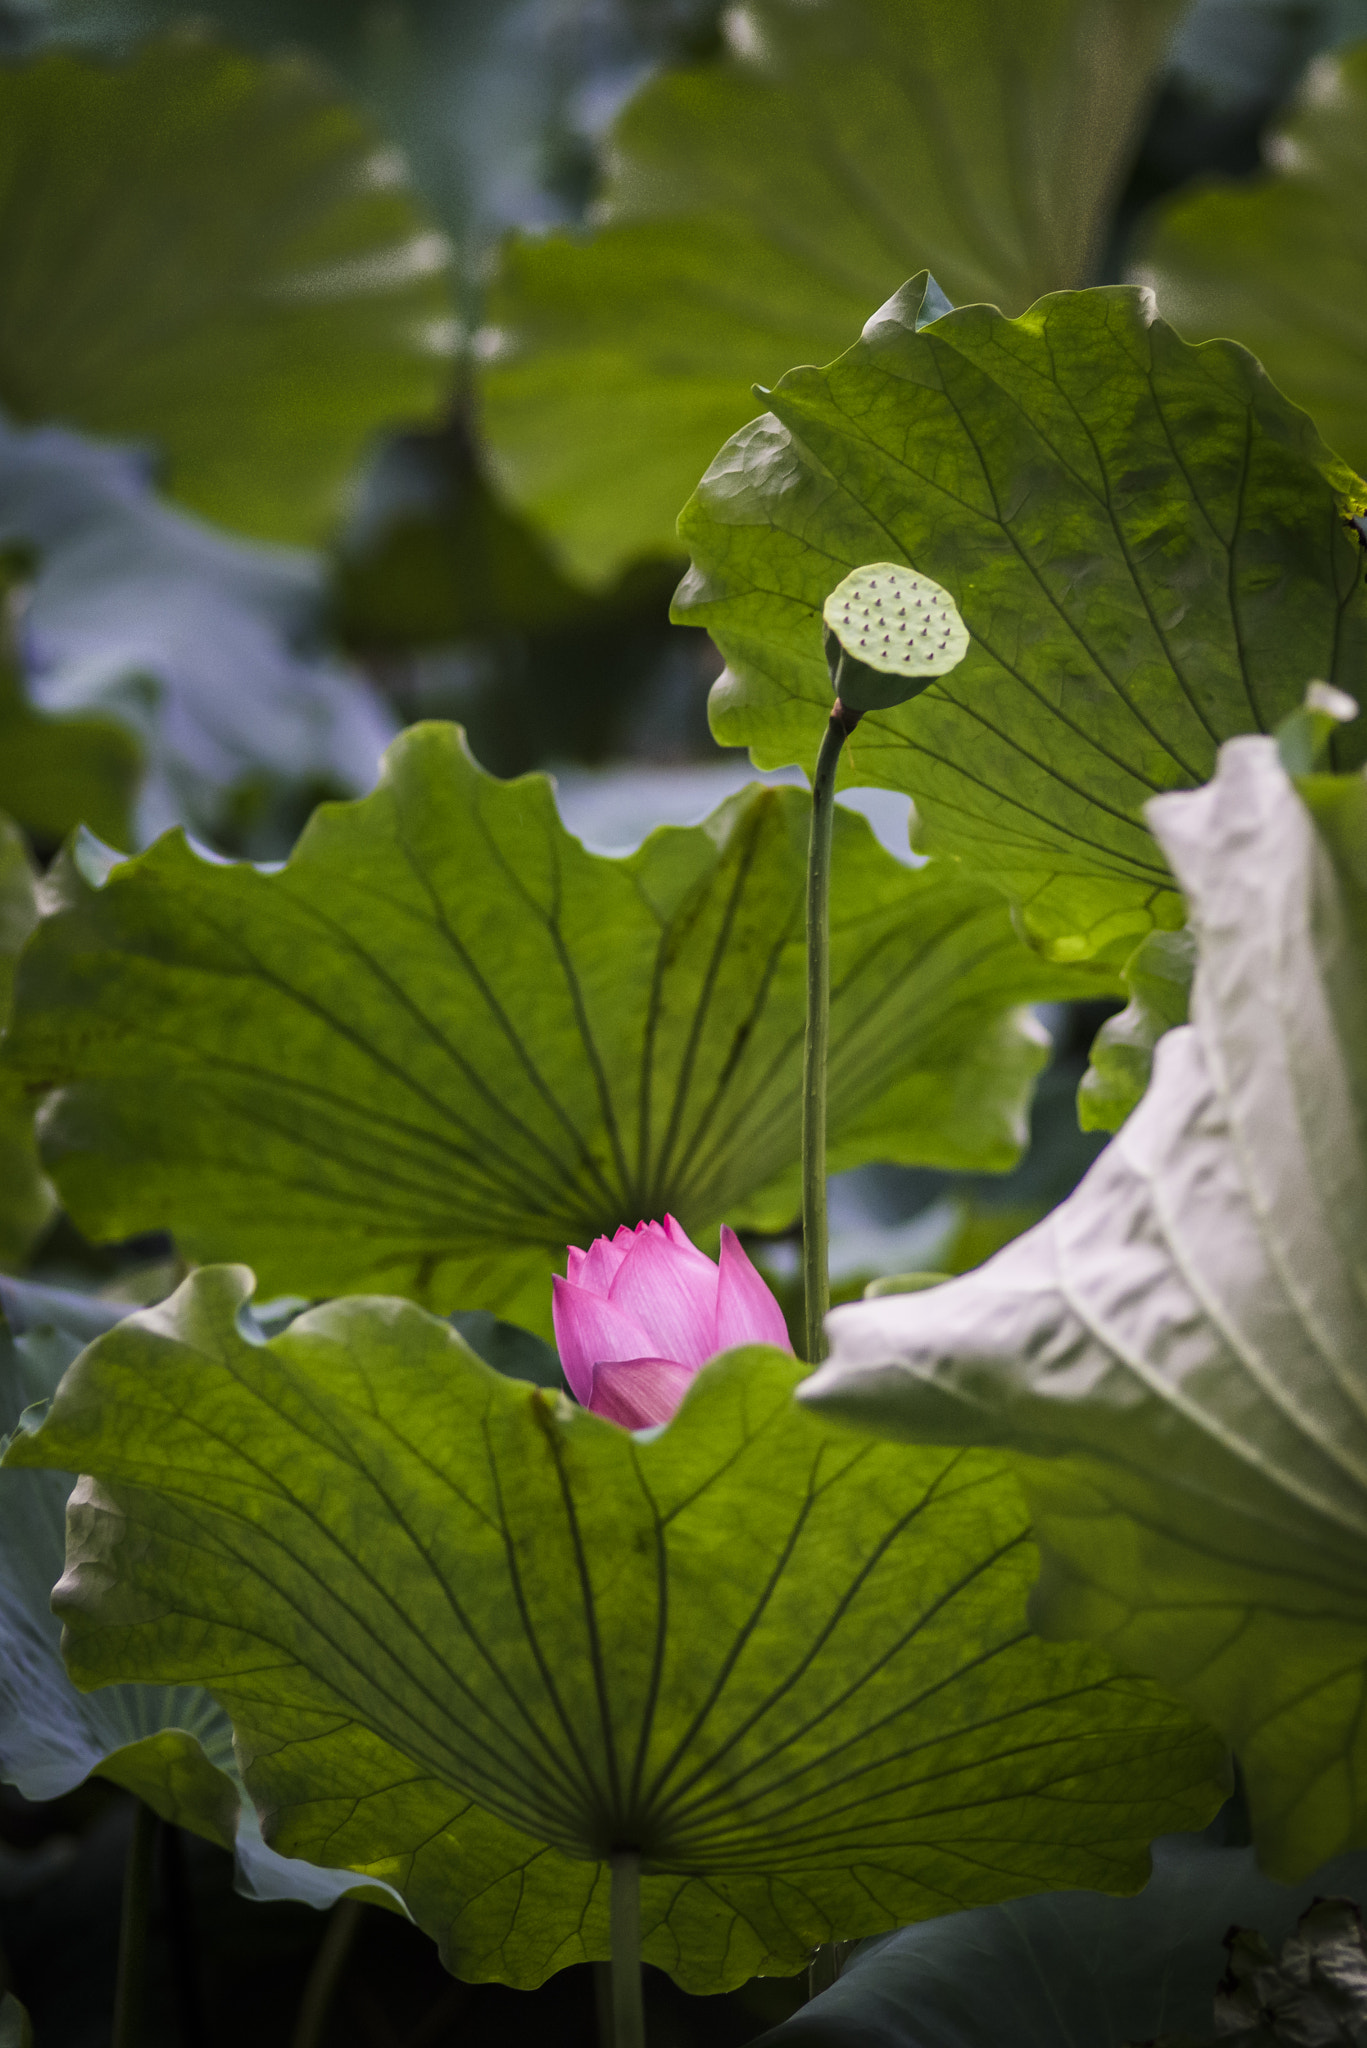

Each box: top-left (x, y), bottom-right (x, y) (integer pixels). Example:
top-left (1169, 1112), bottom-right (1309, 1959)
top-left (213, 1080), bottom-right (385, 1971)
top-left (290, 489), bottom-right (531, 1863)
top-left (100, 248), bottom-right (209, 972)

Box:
top-left (804, 736), bottom-right (1367, 1879)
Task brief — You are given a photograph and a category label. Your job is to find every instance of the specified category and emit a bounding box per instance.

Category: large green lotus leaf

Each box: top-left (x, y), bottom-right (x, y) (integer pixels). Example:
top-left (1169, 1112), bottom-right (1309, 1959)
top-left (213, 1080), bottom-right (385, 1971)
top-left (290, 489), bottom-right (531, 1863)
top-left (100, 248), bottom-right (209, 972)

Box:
top-left (0, 1273), bottom-right (394, 1909)
top-left (675, 281), bottom-right (1367, 962)
top-left (762, 1831), bottom-right (1367, 2048)
top-left (803, 736), bottom-right (1367, 1879)
top-left (1, 721), bottom-right (1114, 1335)
top-left (4, 1265), bottom-right (1227, 1990)
top-left (1139, 41), bottom-right (1367, 481)
top-left (0, 816), bottom-right (54, 1264)
top-left (0, 38), bottom-right (454, 545)
top-left (481, 0), bottom-right (1188, 586)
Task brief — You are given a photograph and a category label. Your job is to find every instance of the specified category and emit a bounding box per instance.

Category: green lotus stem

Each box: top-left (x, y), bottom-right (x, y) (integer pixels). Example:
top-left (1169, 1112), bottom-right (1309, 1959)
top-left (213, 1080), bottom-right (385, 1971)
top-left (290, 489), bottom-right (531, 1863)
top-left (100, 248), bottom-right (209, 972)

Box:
top-left (610, 1850), bottom-right (645, 2048)
top-left (291, 1897), bottom-right (365, 2048)
top-left (112, 1801), bottom-right (159, 2048)
top-left (803, 703), bottom-right (857, 1364)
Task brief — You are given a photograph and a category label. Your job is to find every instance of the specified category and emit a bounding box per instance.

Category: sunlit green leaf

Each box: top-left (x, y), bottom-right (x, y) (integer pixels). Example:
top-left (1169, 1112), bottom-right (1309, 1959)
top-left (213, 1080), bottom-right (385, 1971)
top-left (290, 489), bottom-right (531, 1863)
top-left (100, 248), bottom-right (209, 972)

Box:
top-left (2, 722), bottom-right (1114, 1332)
top-left (1076, 925), bottom-right (1194, 1133)
top-left (764, 1831), bottom-right (1367, 2048)
top-left (676, 281), bottom-right (1367, 960)
top-left (0, 36), bottom-right (454, 544)
top-left (0, 1274), bottom-right (393, 1907)
top-left (1140, 41), bottom-right (1367, 481)
top-left (5, 1265), bottom-right (1226, 1988)
top-left (804, 737), bottom-right (1367, 1879)
top-left (481, 0), bottom-right (1187, 585)
top-left (0, 816), bottom-right (54, 1264)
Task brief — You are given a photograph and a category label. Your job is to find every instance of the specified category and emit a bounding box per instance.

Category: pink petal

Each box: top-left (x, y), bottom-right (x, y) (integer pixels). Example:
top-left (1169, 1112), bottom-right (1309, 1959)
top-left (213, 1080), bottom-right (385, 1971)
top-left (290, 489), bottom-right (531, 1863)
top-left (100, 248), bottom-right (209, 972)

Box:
top-left (714, 1227), bottom-right (792, 1353)
top-left (580, 1232), bottom-right (630, 1294)
top-left (585, 1357), bottom-right (699, 1429)
top-left (551, 1276), bottom-right (653, 1405)
top-left (608, 1225), bottom-right (718, 1368)
top-left (566, 1245), bottom-right (588, 1283)
top-left (662, 1214), bottom-right (722, 1279)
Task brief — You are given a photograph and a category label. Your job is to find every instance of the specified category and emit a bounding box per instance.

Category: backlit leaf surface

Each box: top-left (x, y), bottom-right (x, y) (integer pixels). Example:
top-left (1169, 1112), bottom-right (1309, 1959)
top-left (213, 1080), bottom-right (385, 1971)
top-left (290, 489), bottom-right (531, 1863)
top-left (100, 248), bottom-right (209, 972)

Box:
top-left (0, 37), bottom-right (454, 544)
top-left (676, 281), bottom-right (1367, 959)
top-left (4, 1266), bottom-right (1225, 1988)
top-left (482, 0), bottom-right (1187, 584)
top-left (804, 737), bottom-right (1367, 1877)
top-left (2, 723), bottom-right (1113, 1332)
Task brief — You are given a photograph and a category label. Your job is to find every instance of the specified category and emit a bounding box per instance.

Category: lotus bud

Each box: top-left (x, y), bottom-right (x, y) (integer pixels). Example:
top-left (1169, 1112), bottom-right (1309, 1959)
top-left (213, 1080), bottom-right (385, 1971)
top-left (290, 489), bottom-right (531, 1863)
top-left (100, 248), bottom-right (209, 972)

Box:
top-left (822, 562), bottom-right (968, 713)
top-left (552, 1215), bottom-right (792, 1429)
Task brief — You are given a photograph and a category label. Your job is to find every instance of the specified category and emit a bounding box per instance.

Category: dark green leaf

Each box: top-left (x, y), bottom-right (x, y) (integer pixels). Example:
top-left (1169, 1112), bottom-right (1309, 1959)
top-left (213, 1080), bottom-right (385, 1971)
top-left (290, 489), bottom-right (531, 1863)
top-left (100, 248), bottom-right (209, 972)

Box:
top-left (0, 567), bottom-right (139, 849)
top-left (804, 737), bottom-right (1367, 1878)
top-left (0, 37), bottom-right (454, 544)
top-left (447, 1310), bottom-right (564, 1391)
top-left (4, 1264), bottom-right (1226, 1988)
top-left (2, 722), bottom-right (1114, 1332)
top-left (762, 1834), bottom-right (1367, 2048)
top-left (0, 814), bottom-right (54, 1263)
top-left (1139, 42), bottom-right (1367, 483)
top-left (676, 283), bottom-right (1367, 960)
top-left (482, 0), bottom-right (1188, 584)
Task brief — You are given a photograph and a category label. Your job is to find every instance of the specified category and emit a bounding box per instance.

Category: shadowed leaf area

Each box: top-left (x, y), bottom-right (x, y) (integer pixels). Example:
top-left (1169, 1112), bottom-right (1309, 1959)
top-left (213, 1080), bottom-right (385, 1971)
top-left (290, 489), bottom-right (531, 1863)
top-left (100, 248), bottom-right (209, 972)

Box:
top-left (804, 738), bottom-right (1367, 1879)
top-left (0, 36), bottom-right (454, 544)
top-left (0, 815), bottom-right (54, 1263)
top-left (762, 1832), bottom-right (1367, 2048)
top-left (676, 280), bottom-right (1367, 962)
top-left (1140, 39), bottom-right (1367, 483)
top-left (482, 0), bottom-right (1187, 583)
top-left (0, 1274), bottom-right (396, 1909)
top-left (3, 1266), bottom-right (1227, 1988)
top-left (1, 721), bottom-right (1115, 1334)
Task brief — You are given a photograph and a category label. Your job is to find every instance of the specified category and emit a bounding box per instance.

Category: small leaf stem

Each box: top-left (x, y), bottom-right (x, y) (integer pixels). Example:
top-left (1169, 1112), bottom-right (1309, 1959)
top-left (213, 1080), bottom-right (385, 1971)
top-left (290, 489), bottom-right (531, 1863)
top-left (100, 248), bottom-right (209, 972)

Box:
top-left (112, 1801), bottom-right (160, 2048)
top-left (610, 1850), bottom-right (645, 2048)
top-left (803, 702), bottom-right (858, 1364)
top-left (290, 1897), bottom-right (365, 2048)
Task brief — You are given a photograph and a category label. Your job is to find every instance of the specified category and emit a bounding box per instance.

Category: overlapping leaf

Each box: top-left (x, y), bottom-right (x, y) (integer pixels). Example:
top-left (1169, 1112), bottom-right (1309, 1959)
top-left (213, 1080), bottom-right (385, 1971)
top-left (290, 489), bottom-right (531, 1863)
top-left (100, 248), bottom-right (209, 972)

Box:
top-left (1, 722), bottom-right (1114, 1333)
top-left (1076, 925), bottom-right (1194, 1133)
top-left (0, 818), bottom-right (53, 1264)
top-left (804, 737), bottom-right (1367, 1878)
top-left (1140, 41), bottom-right (1367, 479)
top-left (4, 1265), bottom-right (1226, 1988)
top-left (0, 415), bottom-right (395, 845)
top-left (764, 1831), bottom-right (1367, 2048)
top-left (0, 1275), bottom-right (389, 1909)
top-left (481, 0), bottom-right (1187, 584)
top-left (0, 37), bottom-right (454, 544)
top-left (676, 281), bottom-right (1367, 959)
top-left (0, 567), bottom-right (140, 851)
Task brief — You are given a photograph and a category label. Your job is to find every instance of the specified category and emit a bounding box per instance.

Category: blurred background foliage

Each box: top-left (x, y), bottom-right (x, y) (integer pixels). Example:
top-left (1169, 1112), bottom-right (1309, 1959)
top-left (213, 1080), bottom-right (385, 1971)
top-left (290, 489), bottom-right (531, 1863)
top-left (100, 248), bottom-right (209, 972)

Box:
top-left (2, 0), bottom-right (1367, 2039)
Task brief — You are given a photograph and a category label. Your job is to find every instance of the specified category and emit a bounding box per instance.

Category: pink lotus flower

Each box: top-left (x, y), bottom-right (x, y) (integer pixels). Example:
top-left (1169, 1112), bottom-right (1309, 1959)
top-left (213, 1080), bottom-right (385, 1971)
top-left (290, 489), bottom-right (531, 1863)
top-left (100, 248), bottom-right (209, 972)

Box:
top-left (553, 1216), bottom-right (792, 1429)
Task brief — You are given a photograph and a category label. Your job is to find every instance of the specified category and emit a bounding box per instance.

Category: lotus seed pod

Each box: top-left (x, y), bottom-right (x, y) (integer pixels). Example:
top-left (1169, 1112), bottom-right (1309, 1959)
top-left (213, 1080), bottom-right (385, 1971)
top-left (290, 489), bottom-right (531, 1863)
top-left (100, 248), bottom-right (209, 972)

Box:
top-left (822, 562), bottom-right (969, 712)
